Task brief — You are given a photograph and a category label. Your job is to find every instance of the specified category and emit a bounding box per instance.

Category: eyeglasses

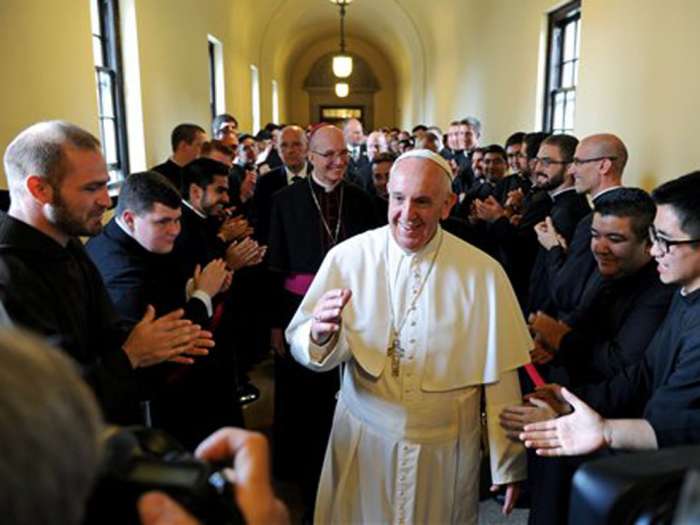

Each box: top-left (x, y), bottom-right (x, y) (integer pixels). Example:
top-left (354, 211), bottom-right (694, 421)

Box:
top-left (649, 225), bottom-right (700, 254)
top-left (534, 157), bottom-right (572, 168)
top-left (311, 149), bottom-right (349, 161)
top-left (572, 156), bottom-right (617, 166)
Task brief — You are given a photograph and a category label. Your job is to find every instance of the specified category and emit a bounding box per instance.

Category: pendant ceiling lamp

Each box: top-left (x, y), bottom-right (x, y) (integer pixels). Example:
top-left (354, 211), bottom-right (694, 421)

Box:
top-left (330, 0), bottom-right (353, 79)
top-left (335, 82), bottom-right (350, 98)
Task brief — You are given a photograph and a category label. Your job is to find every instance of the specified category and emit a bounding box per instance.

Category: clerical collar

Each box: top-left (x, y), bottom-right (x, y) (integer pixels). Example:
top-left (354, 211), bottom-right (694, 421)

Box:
top-left (592, 185), bottom-right (623, 202)
top-left (310, 172), bottom-right (340, 193)
top-left (549, 186), bottom-right (576, 199)
top-left (181, 199), bottom-right (206, 219)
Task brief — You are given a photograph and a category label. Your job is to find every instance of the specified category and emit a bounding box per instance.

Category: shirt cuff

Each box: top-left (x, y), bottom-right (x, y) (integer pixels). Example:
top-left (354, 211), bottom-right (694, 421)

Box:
top-left (308, 330), bottom-right (339, 365)
top-left (191, 290), bottom-right (213, 317)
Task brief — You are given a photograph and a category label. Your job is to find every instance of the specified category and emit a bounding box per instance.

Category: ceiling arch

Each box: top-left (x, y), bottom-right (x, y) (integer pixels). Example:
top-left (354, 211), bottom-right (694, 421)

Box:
top-left (253, 0), bottom-right (428, 127)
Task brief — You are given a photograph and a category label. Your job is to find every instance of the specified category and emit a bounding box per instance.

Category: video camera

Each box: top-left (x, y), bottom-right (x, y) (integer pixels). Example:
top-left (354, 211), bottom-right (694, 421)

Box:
top-left (84, 426), bottom-right (244, 524)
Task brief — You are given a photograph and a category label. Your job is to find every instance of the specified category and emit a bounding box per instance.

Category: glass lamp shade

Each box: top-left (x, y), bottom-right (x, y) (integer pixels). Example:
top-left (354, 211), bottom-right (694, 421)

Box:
top-left (332, 54), bottom-right (353, 78)
top-left (335, 82), bottom-right (350, 98)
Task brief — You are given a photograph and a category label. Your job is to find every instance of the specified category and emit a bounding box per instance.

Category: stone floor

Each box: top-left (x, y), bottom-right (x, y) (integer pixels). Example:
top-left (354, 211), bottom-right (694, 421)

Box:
top-left (243, 358), bottom-right (528, 524)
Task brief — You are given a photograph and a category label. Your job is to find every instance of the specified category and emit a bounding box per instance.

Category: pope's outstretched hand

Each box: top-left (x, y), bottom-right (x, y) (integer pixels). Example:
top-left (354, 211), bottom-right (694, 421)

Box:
top-left (310, 288), bottom-right (352, 345)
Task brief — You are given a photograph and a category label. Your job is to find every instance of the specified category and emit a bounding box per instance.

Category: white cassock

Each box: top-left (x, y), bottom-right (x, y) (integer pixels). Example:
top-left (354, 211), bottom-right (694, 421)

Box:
top-left (286, 225), bottom-right (531, 525)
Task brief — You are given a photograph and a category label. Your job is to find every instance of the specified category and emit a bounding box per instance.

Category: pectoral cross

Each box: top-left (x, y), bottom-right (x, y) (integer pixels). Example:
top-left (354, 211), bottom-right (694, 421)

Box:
top-left (387, 338), bottom-right (404, 377)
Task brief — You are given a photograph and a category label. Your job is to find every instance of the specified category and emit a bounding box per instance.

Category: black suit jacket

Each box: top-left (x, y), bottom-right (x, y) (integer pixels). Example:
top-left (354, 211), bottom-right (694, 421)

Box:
top-left (528, 188), bottom-right (591, 314)
top-left (578, 287), bottom-right (700, 447)
top-left (555, 261), bottom-right (675, 385)
top-left (253, 164), bottom-right (312, 243)
top-left (86, 218), bottom-right (208, 326)
top-left (547, 188), bottom-right (625, 321)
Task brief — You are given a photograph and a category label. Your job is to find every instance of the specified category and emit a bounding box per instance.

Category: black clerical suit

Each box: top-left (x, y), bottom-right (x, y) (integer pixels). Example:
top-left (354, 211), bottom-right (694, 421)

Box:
top-left (152, 159), bottom-right (185, 193)
top-left (253, 163), bottom-right (311, 244)
top-left (268, 176), bottom-right (379, 515)
top-left (0, 211), bottom-right (138, 424)
top-left (86, 218), bottom-right (241, 449)
top-left (487, 189), bottom-right (553, 309)
top-left (528, 188), bottom-right (591, 316)
top-left (526, 262), bottom-right (674, 525)
top-left (547, 187), bottom-right (625, 322)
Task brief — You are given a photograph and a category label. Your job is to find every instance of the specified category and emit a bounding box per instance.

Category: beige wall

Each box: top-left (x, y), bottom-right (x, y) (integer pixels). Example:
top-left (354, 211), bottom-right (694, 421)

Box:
top-left (0, 0), bottom-right (98, 188)
top-left (2, 0), bottom-right (699, 190)
top-left (575, 0), bottom-right (700, 189)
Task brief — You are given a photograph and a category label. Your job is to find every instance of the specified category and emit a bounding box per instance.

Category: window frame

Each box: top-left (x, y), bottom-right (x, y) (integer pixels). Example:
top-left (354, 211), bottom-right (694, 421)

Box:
top-left (92, 0), bottom-right (129, 181)
top-left (543, 0), bottom-right (581, 134)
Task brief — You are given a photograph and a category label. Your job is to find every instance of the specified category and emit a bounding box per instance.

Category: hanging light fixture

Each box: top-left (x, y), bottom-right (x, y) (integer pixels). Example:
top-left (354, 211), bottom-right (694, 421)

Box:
top-left (335, 82), bottom-right (349, 98)
top-left (330, 0), bottom-right (353, 79)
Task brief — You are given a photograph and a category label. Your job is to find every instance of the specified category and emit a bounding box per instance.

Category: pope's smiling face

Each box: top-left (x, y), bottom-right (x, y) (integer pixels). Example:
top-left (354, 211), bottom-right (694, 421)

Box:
top-left (387, 157), bottom-right (456, 252)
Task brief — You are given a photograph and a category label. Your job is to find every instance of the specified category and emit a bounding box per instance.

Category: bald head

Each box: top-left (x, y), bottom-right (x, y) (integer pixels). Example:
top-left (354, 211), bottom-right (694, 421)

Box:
top-left (580, 134), bottom-right (628, 174)
top-left (4, 120), bottom-right (101, 197)
top-left (366, 131), bottom-right (388, 161)
top-left (308, 125), bottom-right (347, 189)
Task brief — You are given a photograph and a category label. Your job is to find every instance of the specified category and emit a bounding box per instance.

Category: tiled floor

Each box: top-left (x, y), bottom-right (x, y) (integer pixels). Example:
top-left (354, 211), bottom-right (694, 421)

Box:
top-left (244, 358), bottom-right (528, 524)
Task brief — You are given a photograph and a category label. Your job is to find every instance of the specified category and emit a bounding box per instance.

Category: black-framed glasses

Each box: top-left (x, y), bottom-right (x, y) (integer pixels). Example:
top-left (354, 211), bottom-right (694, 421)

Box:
top-left (311, 149), bottom-right (349, 161)
top-left (649, 225), bottom-right (700, 254)
top-left (572, 156), bottom-right (618, 166)
top-left (534, 157), bottom-right (572, 168)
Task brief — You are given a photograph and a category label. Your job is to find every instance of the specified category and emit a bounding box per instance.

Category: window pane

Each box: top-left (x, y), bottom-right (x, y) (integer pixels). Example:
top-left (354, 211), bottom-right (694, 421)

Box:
top-left (90, 0), bottom-right (102, 36)
top-left (573, 59), bottom-right (579, 86)
top-left (565, 91), bottom-right (576, 130)
top-left (575, 19), bottom-right (581, 58)
top-left (97, 71), bottom-right (115, 118)
top-left (562, 61), bottom-right (574, 88)
top-left (553, 91), bottom-right (565, 131)
top-left (563, 21), bottom-right (576, 61)
top-left (100, 118), bottom-right (118, 165)
top-left (92, 36), bottom-right (104, 67)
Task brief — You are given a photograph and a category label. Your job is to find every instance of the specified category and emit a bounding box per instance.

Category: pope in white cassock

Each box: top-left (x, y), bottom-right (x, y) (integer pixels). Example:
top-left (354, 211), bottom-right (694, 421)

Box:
top-left (286, 149), bottom-right (532, 524)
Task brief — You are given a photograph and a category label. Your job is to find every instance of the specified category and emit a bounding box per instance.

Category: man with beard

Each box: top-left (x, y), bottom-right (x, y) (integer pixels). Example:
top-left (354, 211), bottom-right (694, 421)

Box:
top-left (0, 121), bottom-right (209, 424)
top-left (526, 135), bottom-right (591, 315)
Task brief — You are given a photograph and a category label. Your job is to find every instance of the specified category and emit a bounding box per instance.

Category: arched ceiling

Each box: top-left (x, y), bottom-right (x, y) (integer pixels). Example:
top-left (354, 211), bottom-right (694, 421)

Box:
top-left (249, 0), bottom-right (428, 125)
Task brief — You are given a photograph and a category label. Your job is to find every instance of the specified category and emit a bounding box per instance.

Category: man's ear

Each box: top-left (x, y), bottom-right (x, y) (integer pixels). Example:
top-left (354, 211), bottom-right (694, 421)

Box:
top-left (443, 191), bottom-right (458, 217)
top-left (25, 175), bottom-right (53, 204)
top-left (121, 210), bottom-right (136, 231)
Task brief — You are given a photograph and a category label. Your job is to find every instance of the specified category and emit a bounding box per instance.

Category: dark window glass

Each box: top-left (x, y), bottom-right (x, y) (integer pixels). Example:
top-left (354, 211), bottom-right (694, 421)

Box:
top-left (543, 0), bottom-right (581, 134)
top-left (92, 0), bottom-right (129, 182)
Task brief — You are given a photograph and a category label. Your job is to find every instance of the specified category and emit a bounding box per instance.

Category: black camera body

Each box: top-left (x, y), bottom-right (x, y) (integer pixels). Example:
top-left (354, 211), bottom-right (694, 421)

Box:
top-left (84, 426), bottom-right (244, 524)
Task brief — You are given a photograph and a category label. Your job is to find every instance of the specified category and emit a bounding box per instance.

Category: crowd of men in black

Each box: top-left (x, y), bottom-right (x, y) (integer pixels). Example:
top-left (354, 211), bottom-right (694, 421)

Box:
top-left (1, 114), bottom-right (700, 525)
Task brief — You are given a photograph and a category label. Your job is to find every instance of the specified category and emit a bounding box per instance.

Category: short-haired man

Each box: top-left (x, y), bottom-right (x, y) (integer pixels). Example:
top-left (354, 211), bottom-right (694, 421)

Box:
top-left (228, 133), bottom-right (259, 218)
top-left (253, 125), bottom-right (311, 243)
top-left (86, 171), bottom-right (235, 448)
top-left (286, 149), bottom-right (531, 523)
top-left (201, 139), bottom-right (235, 167)
top-left (354, 130), bottom-right (389, 193)
top-left (267, 124), bottom-right (379, 519)
top-left (343, 118), bottom-right (369, 187)
top-left (517, 172), bottom-right (700, 522)
top-left (505, 131), bottom-right (527, 174)
top-left (504, 187), bottom-right (674, 525)
top-left (370, 151), bottom-right (395, 221)
top-left (152, 123), bottom-right (207, 190)
top-left (0, 121), bottom-right (206, 424)
top-left (538, 133), bottom-right (628, 321)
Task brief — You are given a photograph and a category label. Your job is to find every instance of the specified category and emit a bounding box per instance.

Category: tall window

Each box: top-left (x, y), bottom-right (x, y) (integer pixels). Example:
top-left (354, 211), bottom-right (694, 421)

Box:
top-left (250, 65), bottom-right (261, 134)
top-left (543, 0), bottom-right (581, 134)
top-left (208, 35), bottom-right (225, 120)
top-left (271, 80), bottom-right (280, 124)
top-left (90, 0), bottom-right (129, 181)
